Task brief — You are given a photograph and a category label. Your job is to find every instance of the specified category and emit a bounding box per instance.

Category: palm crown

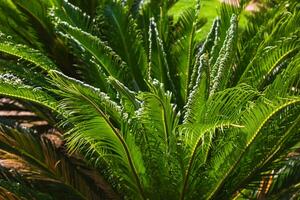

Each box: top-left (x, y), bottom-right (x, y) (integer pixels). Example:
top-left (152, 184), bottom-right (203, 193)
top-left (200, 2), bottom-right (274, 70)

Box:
top-left (0, 0), bottom-right (299, 199)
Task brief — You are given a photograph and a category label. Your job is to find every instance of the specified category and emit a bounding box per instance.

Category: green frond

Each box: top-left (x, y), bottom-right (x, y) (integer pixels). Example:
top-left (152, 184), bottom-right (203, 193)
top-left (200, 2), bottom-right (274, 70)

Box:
top-left (0, 0), bottom-right (43, 47)
top-left (1, 0), bottom-right (77, 74)
top-left (237, 4), bottom-right (300, 87)
top-left (50, 0), bottom-right (91, 31)
top-left (183, 84), bottom-right (259, 151)
top-left (233, 61), bottom-right (300, 196)
top-left (205, 83), bottom-right (258, 124)
top-left (108, 76), bottom-right (141, 111)
top-left (170, 7), bottom-right (198, 103)
top-left (179, 122), bottom-right (239, 200)
top-left (0, 59), bottom-right (50, 87)
top-left (95, 2), bottom-right (148, 90)
top-left (148, 18), bottom-right (176, 96)
top-left (188, 17), bottom-right (220, 92)
top-left (134, 80), bottom-right (181, 198)
top-left (59, 42), bottom-right (109, 89)
top-left (201, 96), bottom-right (300, 200)
top-left (240, 35), bottom-right (299, 90)
top-left (183, 54), bottom-right (209, 124)
top-left (50, 70), bottom-right (122, 123)
top-left (52, 17), bottom-right (125, 81)
top-left (180, 84), bottom-right (259, 199)
top-left (0, 77), bottom-right (59, 113)
top-left (13, 0), bottom-right (54, 36)
top-left (263, 55), bottom-right (300, 98)
top-left (210, 14), bottom-right (238, 94)
top-left (49, 70), bottom-right (147, 200)
top-left (62, 0), bottom-right (99, 17)
top-left (49, 1), bottom-right (110, 87)
top-left (0, 0), bottom-right (299, 199)
top-left (0, 33), bottom-right (58, 72)
top-left (208, 2), bottom-right (240, 68)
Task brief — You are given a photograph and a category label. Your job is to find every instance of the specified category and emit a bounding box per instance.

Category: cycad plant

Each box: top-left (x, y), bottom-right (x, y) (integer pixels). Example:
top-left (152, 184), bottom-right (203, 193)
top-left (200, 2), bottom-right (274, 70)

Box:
top-left (0, 0), bottom-right (299, 199)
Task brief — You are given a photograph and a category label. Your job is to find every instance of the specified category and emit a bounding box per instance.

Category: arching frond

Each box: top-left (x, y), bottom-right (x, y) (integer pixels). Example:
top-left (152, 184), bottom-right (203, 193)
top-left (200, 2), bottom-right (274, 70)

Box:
top-left (0, 78), bottom-right (59, 113)
top-left (0, 33), bottom-right (58, 72)
top-left (264, 55), bottom-right (300, 98)
top-left (49, 70), bottom-right (147, 200)
top-left (200, 96), bottom-right (300, 200)
top-left (180, 84), bottom-right (258, 199)
top-left (52, 17), bottom-right (125, 81)
top-left (240, 35), bottom-right (299, 90)
top-left (50, 70), bottom-right (122, 123)
top-left (237, 4), bottom-right (300, 88)
top-left (0, 59), bottom-right (50, 87)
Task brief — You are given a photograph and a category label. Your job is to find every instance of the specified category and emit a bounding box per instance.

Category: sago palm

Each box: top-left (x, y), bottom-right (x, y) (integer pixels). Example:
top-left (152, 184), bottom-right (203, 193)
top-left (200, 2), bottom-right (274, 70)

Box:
top-left (0, 0), bottom-right (299, 199)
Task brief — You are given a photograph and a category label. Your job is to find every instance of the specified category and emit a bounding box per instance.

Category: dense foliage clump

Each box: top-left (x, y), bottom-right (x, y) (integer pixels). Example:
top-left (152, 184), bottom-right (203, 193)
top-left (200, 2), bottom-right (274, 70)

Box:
top-left (0, 0), bottom-right (299, 199)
